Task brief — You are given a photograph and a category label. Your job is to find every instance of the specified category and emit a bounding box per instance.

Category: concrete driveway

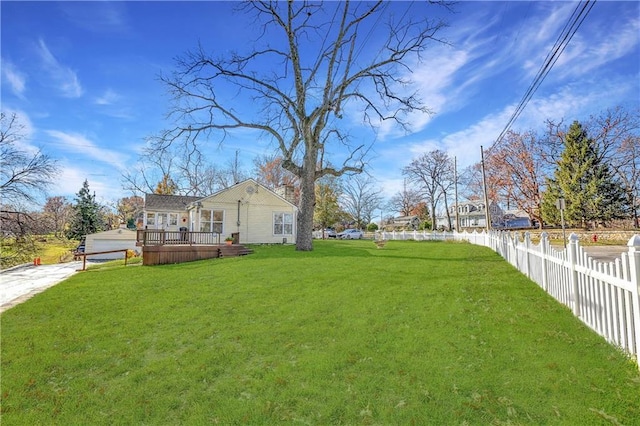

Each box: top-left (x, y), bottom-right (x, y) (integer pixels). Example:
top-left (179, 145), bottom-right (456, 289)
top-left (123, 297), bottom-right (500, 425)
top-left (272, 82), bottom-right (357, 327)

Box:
top-left (581, 245), bottom-right (630, 263)
top-left (0, 262), bottom-right (84, 313)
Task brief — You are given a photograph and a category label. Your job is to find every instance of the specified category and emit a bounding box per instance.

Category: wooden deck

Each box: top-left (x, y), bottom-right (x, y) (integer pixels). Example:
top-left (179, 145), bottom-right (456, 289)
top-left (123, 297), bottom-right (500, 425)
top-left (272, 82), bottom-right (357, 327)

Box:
top-left (137, 230), bottom-right (252, 265)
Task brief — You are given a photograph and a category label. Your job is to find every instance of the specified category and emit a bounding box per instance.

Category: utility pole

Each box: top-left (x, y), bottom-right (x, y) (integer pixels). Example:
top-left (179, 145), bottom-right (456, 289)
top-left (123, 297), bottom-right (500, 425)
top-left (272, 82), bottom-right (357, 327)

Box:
top-left (480, 146), bottom-right (491, 231)
top-left (454, 156), bottom-right (459, 232)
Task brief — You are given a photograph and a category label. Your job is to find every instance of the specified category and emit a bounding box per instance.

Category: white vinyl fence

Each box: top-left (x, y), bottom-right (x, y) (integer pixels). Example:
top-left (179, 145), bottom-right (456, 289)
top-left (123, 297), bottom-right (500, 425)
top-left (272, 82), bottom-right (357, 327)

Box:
top-left (376, 229), bottom-right (640, 366)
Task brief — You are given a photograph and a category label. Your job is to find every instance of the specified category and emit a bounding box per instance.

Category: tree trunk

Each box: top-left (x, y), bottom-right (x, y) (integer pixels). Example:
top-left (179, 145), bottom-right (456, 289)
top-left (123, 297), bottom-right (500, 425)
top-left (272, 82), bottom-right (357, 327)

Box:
top-left (295, 153), bottom-right (318, 251)
top-left (430, 201), bottom-right (437, 231)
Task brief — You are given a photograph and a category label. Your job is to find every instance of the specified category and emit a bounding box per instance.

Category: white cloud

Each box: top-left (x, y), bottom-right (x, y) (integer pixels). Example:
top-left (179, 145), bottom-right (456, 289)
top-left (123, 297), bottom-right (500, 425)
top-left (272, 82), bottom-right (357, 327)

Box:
top-left (36, 39), bottom-right (83, 98)
top-left (45, 130), bottom-right (130, 171)
top-left (54, 162), bottom-right (128, 204)
top-left (94, 89), bottom-right (121, 105)
top-left (552, 16), bottom-right (640, 79)
top-left (59, 2), bottom-right (129, 34)
top-left (403, 77), bottom-right (635, 170)
top-left (1, 60), bottom-right (27, 99)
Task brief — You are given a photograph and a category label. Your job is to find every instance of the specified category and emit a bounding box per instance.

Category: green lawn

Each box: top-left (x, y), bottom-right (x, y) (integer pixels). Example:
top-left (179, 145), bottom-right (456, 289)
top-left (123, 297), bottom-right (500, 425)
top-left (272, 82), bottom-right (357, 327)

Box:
top-left (1, 240), bottom-right (638, 425)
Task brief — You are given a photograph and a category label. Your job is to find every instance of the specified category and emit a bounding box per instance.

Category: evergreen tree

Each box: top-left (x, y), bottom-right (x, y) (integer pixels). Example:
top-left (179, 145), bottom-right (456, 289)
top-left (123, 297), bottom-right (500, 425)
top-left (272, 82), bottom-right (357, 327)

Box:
top-left (66, 180), bottom-right (104, 239)
top-left (541, 121), bottom-right (628, 228)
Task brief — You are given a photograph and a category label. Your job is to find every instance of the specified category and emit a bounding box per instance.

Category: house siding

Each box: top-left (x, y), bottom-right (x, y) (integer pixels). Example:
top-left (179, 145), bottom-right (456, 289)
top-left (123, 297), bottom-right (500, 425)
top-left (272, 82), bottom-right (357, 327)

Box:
top-left (189, 180), bottom-right (297, 244)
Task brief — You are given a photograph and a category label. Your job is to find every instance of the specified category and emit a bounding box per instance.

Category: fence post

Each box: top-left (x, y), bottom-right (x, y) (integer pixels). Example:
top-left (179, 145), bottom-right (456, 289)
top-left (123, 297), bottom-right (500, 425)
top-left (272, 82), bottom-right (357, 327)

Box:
top-left (627, 234), bottom-right (640, 361)
top-left (540, 232), bottom-right (549, 291)
top-left (524, 232), bottom-right (531, 278)
top-left (568, 233), bottom-right (581, 317)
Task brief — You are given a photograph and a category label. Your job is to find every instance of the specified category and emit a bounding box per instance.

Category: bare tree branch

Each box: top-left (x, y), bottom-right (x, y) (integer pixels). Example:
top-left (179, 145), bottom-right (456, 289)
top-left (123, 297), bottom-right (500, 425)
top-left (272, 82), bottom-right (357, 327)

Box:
top-left (153, 1), bottom-right (449, 249)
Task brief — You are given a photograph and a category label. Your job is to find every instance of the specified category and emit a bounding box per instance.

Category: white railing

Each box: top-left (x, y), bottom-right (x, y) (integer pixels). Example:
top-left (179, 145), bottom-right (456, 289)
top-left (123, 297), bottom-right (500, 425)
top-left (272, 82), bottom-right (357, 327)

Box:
top-left (377, 229), bottom-right (640, 366)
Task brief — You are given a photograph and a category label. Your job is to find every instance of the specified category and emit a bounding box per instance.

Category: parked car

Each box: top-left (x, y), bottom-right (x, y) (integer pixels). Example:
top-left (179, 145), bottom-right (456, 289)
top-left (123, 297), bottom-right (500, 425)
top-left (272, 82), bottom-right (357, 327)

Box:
top-left (338, 229), bottom-right (363, 239)
top-left (325, 228), bottom-right (337, 238)
top-left (75, 240), bottom-right (86, 253)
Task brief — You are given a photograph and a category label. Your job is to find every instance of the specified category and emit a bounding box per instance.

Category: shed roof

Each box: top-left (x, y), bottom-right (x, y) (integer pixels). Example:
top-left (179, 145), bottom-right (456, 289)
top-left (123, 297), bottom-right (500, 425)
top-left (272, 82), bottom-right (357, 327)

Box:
top-left (144, 194), bottom-right (201, 211)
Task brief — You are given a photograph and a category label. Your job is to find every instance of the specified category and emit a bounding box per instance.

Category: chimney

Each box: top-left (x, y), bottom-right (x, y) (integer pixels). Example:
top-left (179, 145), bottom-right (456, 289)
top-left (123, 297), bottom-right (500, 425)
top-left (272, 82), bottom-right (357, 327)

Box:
top-left (275, 185), bottom-right (295, 204)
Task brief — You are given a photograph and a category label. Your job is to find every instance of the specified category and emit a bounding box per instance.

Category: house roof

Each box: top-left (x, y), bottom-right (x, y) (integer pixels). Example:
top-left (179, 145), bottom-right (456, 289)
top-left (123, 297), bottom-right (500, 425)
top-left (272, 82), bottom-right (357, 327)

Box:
top-left (144, 179), bottom-right (298, 212)
top-left (198, 178), bottom-right (298, 209)
top-left (144, 194), bottom-right (201, 211)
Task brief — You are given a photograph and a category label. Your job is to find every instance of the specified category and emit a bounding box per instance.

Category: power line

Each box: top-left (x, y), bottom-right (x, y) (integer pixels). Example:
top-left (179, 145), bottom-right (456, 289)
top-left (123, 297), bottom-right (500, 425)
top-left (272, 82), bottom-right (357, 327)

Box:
top-left (492, 0), bottom-right (597, 150)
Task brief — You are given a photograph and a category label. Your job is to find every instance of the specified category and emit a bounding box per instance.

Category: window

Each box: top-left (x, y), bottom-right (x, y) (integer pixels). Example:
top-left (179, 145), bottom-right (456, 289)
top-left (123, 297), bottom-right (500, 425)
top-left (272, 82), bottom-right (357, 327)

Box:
top-left (157, 213), bottom-right (168, 226)
top-left (200, 210), bottom-right (224, 233)
top-left (146, 213), bottom-right (156, 226)
top-left (169, 213), bottom-right (178, 226)
top-left (274, 212), bottom-right (293, 235)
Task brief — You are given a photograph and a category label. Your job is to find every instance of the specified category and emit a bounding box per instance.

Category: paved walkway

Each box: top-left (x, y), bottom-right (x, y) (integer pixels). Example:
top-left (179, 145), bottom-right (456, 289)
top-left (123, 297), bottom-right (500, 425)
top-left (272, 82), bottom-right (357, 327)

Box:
top-left (0, 262), bottom-right (85, 313)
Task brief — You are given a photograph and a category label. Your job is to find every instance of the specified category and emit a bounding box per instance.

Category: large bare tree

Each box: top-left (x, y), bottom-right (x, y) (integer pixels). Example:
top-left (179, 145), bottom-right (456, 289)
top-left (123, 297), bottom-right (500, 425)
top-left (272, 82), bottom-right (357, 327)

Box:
top-left (388, 180), bottom-right (423, 218)
top-left (340, 174), bottom-right (383, 229)
top-left (485, 131), bottom-right (548, 229)
top-left (1, 112), bottom-right (58, 206)
top-left (1, 111), bottom-right (59, 267)
top-left (402, 149), bottom-right (454, 230)
top-left (155, 1), bottom-right (448, 250)
top-left (122, 140), bottom-right (223, 197)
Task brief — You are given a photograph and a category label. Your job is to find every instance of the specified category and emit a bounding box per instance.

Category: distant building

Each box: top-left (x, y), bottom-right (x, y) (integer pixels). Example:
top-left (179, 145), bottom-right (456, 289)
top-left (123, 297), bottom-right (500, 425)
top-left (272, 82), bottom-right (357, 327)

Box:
top-left (436, 201), bottom-right (532, 230)
top-left (495, 209), bottom-right (532, 229)
top-left (386, 215), bottom-right (421, 230)
top-left (436, 200), bottom-right (503, 230)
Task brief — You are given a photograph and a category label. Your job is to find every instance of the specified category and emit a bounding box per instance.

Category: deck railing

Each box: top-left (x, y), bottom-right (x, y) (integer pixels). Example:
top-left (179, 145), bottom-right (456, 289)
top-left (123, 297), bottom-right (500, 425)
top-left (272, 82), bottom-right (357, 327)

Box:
top-left (136, 230), bottom-right (221, 246)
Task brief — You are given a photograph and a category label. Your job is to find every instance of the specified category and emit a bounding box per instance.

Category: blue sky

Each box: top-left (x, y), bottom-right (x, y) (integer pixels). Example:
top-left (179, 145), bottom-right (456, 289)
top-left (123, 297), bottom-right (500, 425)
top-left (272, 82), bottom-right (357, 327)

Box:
top-left (2, 1), bottom-right (639, 209)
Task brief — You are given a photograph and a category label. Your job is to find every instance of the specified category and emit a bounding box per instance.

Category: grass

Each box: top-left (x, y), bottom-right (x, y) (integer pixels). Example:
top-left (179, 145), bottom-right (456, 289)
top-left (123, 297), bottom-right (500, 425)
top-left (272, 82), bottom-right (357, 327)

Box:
top-left (1, 235), bottom-right (78, 269)
top-left (37, 237), bottom-right (78, 264)
top-left (1, 240), bottom-right (638, 425)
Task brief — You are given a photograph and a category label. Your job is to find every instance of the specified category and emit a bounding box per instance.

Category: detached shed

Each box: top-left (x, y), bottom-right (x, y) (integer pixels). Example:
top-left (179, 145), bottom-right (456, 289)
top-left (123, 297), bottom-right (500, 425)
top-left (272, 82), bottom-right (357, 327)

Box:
top-left (84, 228), bottom-right (138, 260)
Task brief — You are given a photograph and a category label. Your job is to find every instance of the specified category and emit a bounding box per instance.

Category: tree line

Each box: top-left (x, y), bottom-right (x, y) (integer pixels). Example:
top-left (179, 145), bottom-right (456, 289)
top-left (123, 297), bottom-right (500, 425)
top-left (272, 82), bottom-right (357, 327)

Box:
top-left (397, 107), bottom-right (638, 231)
top-left (2, 2), bottom-right (638, 258)
top-left (2, 104), bottom-right (638, 268)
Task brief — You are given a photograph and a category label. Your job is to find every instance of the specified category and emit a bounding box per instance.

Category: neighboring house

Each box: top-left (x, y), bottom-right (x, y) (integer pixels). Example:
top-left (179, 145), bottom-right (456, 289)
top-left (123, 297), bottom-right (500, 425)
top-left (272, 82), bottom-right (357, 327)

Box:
top-left (436, 200), bottom-right (503, 230)
top-left (84, 226), bottom-right (138, 260)
top-left (142, 179), bottom-right (298, 244)
top-left (389, 215), bottom-right (421, 230)
top-left (497, 209), bottom-right (533, 229)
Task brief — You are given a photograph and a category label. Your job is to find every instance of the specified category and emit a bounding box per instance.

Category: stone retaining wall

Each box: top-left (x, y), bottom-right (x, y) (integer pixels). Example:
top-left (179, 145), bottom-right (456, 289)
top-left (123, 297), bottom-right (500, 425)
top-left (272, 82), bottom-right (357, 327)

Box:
top-left (512, 229), bottom-right (637, 243)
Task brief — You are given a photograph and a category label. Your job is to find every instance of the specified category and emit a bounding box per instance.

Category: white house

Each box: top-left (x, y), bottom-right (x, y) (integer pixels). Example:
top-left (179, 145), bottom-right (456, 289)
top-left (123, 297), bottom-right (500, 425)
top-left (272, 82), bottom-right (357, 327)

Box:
top-left (142, 179), bottom-right (298, 245)
top-left (436, 200), bottom-right (503, 230)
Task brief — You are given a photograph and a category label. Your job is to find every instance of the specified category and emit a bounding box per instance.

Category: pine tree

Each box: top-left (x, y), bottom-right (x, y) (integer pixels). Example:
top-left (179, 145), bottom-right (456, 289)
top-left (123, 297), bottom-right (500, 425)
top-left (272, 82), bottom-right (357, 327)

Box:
top-left (541, 121), bottom-right (629, 228)
top-left (66, 180), bottom-right (104, 239)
